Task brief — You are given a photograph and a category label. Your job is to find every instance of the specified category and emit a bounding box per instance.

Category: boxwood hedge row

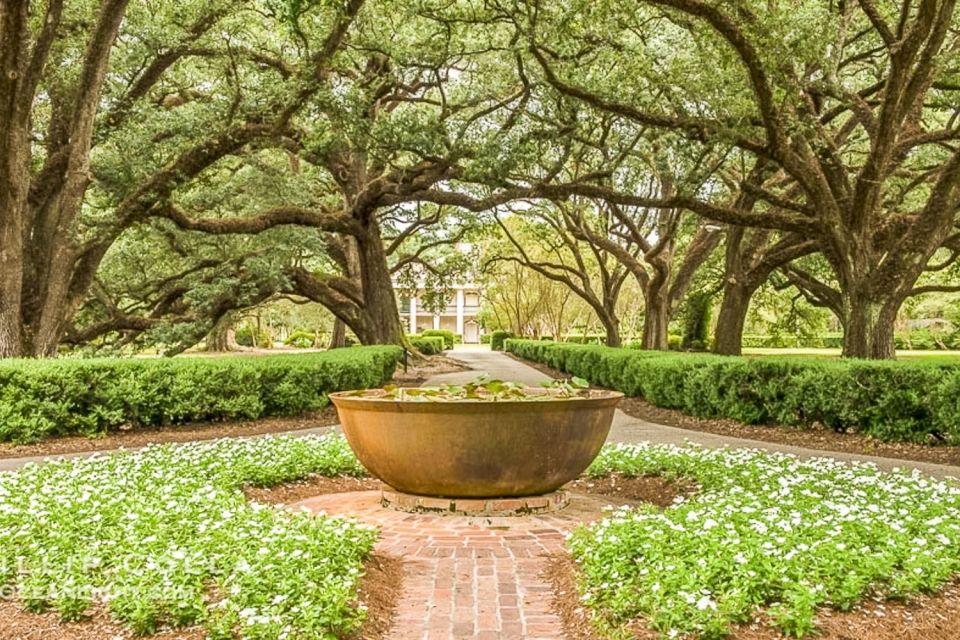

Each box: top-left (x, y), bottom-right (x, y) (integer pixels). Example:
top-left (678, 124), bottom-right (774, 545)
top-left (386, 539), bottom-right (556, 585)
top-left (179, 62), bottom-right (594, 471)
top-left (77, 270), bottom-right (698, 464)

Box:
top-left (408, 335), bottom-right (446, 355)
top-left (0, 346), bottom-right (402, 443)
top-left (506, 339), bottom-right (960, 443)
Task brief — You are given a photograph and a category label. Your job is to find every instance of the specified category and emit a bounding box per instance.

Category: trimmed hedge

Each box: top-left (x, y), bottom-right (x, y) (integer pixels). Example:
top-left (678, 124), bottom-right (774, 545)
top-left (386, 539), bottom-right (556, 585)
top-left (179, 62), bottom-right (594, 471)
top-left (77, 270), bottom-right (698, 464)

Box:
top-left (420, 329), bottom-right (455, 350)
top-left (490, 330), bottom-right (513, 351)
top-left (562, 334), bottom-right (606, 344)
top-left (506, 339), bottom-right (960, 444)
top-left (408, 335), bottom-right (445, 355)
top-left (0, 347), bottom-right (402, 443)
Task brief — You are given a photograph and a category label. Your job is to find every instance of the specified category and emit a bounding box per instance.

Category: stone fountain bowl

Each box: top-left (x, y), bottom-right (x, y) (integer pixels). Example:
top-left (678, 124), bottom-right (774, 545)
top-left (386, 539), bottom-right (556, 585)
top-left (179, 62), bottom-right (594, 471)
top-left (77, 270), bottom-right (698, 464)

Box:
top-left (329, 388), bottom-right (623, 498)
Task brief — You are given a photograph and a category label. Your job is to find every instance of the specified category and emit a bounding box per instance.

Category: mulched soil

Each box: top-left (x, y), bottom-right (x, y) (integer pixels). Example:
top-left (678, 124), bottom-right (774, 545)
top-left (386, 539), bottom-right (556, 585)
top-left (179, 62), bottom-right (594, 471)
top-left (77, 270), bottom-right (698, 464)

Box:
top-left (344, 554), bottom-right (405, 640)
top-left (389, 354), bottom-right (472, 385)
top-left (732, 581), bottom-right (960, 640)
top-left (512, 353), bottom-right (960, 468)
top-left (0, 602), bottom-right (205, 640)
top-left (565, 473), bottom-right (697, 507)
top-left (243, 474), bottom-right (383, 506)
top-left (545, 553), bottom-right (605, 640)
top-left (0, 408), bottom-right (340, 461)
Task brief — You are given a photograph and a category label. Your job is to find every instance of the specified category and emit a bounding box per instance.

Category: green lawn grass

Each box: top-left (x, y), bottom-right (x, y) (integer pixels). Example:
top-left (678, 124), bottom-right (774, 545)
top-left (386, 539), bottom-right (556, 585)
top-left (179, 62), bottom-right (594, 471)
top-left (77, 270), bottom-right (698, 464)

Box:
top-left (742, 347), bottom-right (960, 361)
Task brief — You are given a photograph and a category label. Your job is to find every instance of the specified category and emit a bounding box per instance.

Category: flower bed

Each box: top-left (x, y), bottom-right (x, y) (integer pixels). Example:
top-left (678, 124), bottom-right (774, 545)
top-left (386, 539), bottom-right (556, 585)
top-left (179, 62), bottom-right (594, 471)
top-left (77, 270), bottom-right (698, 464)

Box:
top-left (573, 443), bottom-right (960, 638)
top-left (0, 434), bottom-right (372, 638)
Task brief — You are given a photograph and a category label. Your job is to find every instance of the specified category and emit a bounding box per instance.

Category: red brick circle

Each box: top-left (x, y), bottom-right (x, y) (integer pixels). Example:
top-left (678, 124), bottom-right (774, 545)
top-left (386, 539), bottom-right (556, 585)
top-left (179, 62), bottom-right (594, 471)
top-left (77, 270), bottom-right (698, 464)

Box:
top-left (292, 490), bottom-right (617, 639)
top-left (380, 487), bottom-right (570, 516)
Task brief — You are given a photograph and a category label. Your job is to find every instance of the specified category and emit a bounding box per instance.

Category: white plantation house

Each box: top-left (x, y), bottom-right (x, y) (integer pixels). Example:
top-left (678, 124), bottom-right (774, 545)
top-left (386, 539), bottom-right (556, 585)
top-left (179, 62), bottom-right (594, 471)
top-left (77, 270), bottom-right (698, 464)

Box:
top-left (398, 283), bottom-right (484, 343)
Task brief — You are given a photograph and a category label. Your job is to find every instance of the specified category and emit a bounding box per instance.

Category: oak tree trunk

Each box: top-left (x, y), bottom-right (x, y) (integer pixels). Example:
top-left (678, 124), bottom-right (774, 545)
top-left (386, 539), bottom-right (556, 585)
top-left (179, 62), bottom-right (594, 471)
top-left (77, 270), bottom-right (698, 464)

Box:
top-left (329, 318), bottom-right (347, 349)
top-left (205, 313), bottom-right (238, 351)
top-left (712, 281), bottom-right (754, 356)
top-left (641, 278), bottom-right (670, 350)
top-left (600, 313), bottom-right (621, 348)
top-left (840, 292), bottom-right (899, 359)
top-left (354, 219), bottom-right (406, 346)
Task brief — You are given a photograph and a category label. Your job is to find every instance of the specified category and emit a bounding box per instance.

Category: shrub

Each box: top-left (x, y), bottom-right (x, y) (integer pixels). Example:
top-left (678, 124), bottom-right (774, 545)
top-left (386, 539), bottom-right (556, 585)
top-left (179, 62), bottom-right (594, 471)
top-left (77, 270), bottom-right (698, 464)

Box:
top-left (505, 339), bottom-right (960, 443)
top-left (490, 330), bottom-right (513, 351)
top-left (0, 347), bottom-right (403, 443)
top-left (283, 329), bottom-right (316, 348)
top-left (480, 333), bottom-right (492, 344)
top-left (562, 334), bottom-right (605, 344)
top-left (420, 329), bottom-right (455, 349)
top-left (234, 325), bottom-right (271, 348)
top-left (408, 335), bottom-right (445, 355)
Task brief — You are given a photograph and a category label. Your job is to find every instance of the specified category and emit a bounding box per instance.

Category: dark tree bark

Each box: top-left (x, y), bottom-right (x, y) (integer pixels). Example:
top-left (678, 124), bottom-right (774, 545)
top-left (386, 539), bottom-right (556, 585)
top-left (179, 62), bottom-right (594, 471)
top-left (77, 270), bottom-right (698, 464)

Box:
top-left (712, 229), bottom-right (818, 355)
top-left (353, 218), bottom-right (407, 345)
top-left (329, 319), bottom-right (347, 349)
top-left (205, 313), bottom-right (238, 352)
top-left (641, 272), bottom-right (671, 350)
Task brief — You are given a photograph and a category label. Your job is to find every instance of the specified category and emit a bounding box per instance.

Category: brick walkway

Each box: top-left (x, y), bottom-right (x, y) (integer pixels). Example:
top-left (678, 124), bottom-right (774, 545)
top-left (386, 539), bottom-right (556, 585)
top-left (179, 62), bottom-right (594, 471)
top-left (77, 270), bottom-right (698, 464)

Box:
top-left (293, 490), bottom-right (618, 639)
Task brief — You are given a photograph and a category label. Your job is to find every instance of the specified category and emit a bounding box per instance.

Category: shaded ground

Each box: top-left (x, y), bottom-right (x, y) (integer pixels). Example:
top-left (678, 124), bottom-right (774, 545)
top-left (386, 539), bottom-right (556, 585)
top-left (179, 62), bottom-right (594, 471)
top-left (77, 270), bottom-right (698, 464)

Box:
top-left (512, 353), bottom-right (960, 467)
top-left (389, 354), bottom-right (471, 385)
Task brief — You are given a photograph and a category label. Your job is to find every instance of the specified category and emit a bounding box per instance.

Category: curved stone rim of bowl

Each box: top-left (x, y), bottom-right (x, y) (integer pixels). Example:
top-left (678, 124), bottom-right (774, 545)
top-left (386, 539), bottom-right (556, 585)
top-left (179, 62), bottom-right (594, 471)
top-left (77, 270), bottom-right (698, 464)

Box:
top-left (328, 388), bottom-right (624, 413)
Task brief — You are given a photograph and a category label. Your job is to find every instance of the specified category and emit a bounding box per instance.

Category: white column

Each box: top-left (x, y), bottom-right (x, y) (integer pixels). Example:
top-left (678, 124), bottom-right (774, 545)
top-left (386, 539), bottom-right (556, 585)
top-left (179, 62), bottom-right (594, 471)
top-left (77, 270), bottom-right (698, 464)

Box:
top-left (408, 295), bottom-right (417, 334)
top-left (433, 314), bottom-right (441, 330)
top-left (455, 289), bottom-right (465, 336)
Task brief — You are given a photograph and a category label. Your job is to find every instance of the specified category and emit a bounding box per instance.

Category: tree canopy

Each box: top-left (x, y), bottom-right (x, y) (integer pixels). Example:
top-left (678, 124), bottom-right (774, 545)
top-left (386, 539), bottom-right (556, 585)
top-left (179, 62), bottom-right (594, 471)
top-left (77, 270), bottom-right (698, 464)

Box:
top-left (1, 0), bottom-right (958, 359)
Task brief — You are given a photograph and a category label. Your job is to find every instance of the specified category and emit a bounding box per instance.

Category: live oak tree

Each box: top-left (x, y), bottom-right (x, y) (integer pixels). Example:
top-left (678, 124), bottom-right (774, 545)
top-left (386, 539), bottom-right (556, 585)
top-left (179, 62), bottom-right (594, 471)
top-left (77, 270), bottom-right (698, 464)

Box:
top-left (524, 0), bottom-right (960, 358)
top-left (157, 1), bottom-right (536, 348)
top-left (712, 228), bottom-right (818, 354)
top-left (478, 247), bottom-right (592, 339)
top-left (492, 203), bottom-right (632, 347)
top-left (0, 0), bottom-right (364, 356)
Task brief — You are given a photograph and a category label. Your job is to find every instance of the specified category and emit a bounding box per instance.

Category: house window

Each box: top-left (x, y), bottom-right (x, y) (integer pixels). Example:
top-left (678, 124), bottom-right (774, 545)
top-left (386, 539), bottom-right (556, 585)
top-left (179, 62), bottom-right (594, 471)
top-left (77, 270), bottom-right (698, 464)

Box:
top-left (465, 292), bottom-right (479, 306)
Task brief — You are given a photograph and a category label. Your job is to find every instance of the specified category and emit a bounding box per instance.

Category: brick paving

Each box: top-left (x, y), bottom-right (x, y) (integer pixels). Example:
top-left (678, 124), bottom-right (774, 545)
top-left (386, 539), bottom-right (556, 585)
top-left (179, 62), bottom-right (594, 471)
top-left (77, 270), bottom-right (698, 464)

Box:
top-left (293, 490), bottom-right (618, 639)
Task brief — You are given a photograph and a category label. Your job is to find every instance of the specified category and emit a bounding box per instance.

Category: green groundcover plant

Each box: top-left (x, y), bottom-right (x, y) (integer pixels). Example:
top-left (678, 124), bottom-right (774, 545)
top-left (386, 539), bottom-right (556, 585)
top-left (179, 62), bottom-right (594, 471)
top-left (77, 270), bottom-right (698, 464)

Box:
top-left (576, 443), bottom-right (960, 639)
top-left (506, 339), bottom-right (960, 443)
top-left (0, 434), bottom-right (371, 639)
top-left (0, 346), bottom-right (402, 443)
